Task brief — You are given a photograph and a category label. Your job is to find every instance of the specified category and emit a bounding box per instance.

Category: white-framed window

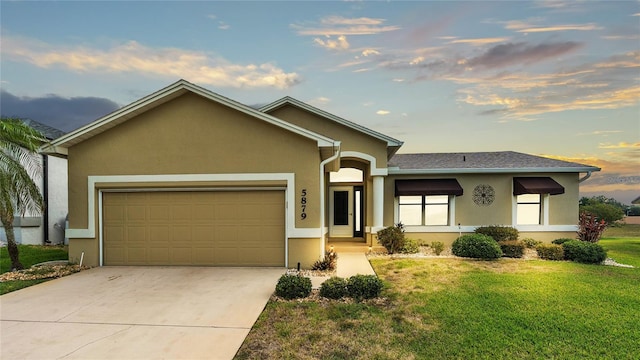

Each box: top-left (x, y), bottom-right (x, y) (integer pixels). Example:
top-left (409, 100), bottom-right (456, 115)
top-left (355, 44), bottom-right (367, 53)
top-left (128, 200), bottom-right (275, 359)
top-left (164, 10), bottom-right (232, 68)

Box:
top-left (398, 195), bottom-right (450, 226)
top-left (516, 194), bottom-right (541, 225)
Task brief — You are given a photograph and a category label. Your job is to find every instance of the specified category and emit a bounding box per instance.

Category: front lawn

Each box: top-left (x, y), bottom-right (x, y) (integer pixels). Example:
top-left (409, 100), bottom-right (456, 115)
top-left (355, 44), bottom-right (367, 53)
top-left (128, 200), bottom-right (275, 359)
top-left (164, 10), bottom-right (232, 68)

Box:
top-left (0, 245), bottom-right (68, 273)
top-left (0, 245), bottom-right (71, 295)
top-left (236, 238), bottom-right (640, 359)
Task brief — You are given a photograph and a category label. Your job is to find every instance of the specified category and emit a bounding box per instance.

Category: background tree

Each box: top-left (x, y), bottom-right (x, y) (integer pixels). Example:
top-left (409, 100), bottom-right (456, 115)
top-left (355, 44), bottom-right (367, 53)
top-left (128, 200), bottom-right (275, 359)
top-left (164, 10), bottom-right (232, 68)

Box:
top-left (0, 117), bottom-right (45, 270)
top-left (579, 195), bottom-right (626, 224)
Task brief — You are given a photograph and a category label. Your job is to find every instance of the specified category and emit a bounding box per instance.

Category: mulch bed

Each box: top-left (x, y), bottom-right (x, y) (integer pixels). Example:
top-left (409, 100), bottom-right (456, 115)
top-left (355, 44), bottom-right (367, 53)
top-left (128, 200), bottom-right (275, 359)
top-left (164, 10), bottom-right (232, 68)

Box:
top-left (0, 264), bottom-right (87, 282)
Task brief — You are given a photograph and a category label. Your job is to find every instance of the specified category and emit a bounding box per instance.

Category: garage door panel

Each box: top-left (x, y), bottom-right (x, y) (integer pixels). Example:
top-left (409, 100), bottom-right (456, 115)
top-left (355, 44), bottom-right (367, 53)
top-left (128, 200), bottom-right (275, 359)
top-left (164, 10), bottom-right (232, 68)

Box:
top-left (103, 191), bottom-right (284, 266)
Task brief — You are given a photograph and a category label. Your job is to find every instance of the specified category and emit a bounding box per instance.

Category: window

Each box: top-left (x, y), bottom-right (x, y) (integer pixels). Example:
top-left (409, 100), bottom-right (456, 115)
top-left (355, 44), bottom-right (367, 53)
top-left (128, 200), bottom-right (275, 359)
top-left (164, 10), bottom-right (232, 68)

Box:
top-left (399, 195), bottom-right (450, 226)
top-left (517, 194), bottom-right (541, 225)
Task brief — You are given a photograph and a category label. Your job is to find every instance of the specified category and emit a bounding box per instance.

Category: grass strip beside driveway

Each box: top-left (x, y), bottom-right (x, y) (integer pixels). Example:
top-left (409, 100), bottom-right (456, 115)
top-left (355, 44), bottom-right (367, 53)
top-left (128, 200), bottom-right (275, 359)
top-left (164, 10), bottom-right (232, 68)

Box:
top-left (236, 240), bottom-right (640, 360)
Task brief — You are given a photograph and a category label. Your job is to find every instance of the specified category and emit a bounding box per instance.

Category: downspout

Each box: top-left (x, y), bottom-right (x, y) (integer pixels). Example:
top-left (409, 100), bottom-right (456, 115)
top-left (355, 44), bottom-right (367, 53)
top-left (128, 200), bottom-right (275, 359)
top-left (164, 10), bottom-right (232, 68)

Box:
top-left (319, 142), bottom-right (341, 258)
top-left (579, 171), bottom-right (592, 183)
top-left (42, 154), bottom-right (50, 244)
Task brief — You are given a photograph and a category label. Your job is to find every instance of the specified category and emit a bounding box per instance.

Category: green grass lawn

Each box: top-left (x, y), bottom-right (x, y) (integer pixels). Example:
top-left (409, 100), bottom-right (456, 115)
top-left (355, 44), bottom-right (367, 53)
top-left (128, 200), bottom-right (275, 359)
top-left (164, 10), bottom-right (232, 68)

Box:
top-left (1, 245), bottom-right (70, 295)
top-left (236, 237), bottom-right (640, 359)
top-left (0, 245), bottom-right (69, 274)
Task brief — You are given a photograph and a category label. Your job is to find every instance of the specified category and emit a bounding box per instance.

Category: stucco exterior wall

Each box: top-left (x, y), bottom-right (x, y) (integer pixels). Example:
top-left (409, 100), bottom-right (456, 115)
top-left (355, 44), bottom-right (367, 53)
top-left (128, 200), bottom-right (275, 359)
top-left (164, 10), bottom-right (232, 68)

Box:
top-left (67, 92), bottom-right (323, 267)
top-left (384, 172), bottom-right (581, 231)
top-left (266, 105), bottom-right (389, 168)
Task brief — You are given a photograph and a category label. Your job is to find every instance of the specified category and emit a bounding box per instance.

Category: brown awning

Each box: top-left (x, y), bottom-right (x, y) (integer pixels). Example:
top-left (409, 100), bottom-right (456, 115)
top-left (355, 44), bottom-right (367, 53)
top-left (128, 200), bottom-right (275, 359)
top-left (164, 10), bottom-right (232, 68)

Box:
top-left (513, 177), bottom-right (564, 195)
top-left (395, 179), bottom-right (463, 196)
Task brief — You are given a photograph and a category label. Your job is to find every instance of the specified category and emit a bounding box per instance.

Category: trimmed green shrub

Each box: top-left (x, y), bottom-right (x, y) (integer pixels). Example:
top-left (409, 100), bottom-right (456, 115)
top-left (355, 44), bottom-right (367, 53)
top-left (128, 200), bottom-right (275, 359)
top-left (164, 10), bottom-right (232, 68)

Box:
top-left (521, 237), bottom-right (541, 249)
top-left (536, 244), bottom-right (565, 260)
top-left (431, 241), bottom-right (445, 256)
top-left (452, 234), bottom-right (503, 259)
top-left (474, 225), bottom-right (519, 242)
top-left (347, 274), bottom-right (383, 300)
top-left (552, 238), bottom-right (573, 245)
top-left (377, 223), bottom-right (406, 254)
top-left (311, 250), bottom-right (338, 271)
top-left (562, 240), bottom-right (607, 264)
top-left (401, 238), bottom-right (420, 254)
top-left (275, 274), bottom-right (312, 299)
top-left (319, 276), bottom-right (348, 299)
top-left (499, 241), bottom-right (525, 258)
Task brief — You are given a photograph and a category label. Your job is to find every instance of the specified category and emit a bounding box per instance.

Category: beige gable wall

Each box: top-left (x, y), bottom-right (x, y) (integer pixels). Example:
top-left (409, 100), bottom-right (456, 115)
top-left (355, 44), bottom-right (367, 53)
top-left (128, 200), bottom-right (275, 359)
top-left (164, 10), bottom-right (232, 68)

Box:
top-left (67, 93), bottom-right (322, 266)
top-left (265, 105), bottom-right (389, 167)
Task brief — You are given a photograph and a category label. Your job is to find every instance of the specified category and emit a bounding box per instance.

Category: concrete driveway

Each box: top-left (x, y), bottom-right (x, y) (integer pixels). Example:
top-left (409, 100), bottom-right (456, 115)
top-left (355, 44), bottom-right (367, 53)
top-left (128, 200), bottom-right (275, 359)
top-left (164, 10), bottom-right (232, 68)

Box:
top-left (1, 266), bottom-right (284, 359)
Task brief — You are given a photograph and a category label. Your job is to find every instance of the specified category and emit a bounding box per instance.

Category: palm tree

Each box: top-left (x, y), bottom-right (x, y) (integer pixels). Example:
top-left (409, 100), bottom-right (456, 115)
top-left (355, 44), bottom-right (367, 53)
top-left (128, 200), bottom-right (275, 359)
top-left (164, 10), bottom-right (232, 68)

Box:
top-left (1, 117), bottom-right (46, 270)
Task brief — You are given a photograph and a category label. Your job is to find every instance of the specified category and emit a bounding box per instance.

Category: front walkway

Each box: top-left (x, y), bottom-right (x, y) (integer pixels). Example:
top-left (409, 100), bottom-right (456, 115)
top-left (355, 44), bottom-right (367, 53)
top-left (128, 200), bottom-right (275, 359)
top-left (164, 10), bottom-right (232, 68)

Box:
top-left (310, 248), bottom-right (377, 288)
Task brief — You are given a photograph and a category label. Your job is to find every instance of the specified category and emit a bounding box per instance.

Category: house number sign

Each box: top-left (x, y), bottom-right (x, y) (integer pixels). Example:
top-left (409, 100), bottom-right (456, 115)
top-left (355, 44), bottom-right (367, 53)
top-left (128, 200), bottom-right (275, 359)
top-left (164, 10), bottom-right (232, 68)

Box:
top-left (300, 189), bottom-right (307, 220)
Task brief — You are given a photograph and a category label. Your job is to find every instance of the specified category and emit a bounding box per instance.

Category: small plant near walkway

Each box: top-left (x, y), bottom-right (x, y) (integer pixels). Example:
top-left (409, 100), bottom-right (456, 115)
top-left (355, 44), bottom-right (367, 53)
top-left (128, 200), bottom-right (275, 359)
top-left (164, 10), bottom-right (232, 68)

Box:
top-left (376, 223), bottom-right (406, 254)
top-left (319, 276), bottom-right (348, 299)
top-left (311, 250), bottom-right (338, 271)
top-left (275, 274), bottom-right (312, 300)
top-left (430, 241), bottom-right (445, 255)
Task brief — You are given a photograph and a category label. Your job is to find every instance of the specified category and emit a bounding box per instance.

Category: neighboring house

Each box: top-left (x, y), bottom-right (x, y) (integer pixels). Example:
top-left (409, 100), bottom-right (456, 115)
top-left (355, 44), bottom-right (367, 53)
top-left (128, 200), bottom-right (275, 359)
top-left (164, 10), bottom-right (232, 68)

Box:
top-left (632, 196), bottom-right (640, 205)
top-left (42, 80), bottom-right (600, 268)
top-left (0, 119), bottom-right (68, 245)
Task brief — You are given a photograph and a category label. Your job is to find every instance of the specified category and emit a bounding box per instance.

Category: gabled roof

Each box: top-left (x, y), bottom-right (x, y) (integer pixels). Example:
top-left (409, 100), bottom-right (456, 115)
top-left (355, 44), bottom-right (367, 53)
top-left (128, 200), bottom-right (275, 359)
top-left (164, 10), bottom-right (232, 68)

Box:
top-left (632, 196), bottom-right (640, 205)
top-left (21, 119), bottom-right (65, 140)
top-left (42, 80), bottom-right (337, 156)
top-left (260, 96), bottom-right (404, 157)
top-left (389, 151), bottom-right (600, 174)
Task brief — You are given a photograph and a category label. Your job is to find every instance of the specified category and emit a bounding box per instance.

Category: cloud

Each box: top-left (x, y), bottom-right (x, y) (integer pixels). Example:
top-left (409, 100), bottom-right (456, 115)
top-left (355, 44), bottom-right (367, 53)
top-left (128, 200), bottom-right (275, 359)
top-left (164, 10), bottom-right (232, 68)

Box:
top-left (441, 51), bottom-right (640, 121)
top-left (0, 89), bottom-right (120, 132)
top-left (449, 37), bottom-right (510, 45)
top-left (466, 42), bottom-right (583, 69)
top-left (313, 35), bottom-right (350, 51)
top-left (514, 24), bottom-right (602, 33)
top-left (292, 16), bottom-right (400, 36)
top-left (308, 97), bottom-right (331, 107)
top-left (599, 142), bottom-right (640, 149)
top-left (1, 35), bottom-right (300, 89)
top-left (376, 110), bottom-right (390, 115)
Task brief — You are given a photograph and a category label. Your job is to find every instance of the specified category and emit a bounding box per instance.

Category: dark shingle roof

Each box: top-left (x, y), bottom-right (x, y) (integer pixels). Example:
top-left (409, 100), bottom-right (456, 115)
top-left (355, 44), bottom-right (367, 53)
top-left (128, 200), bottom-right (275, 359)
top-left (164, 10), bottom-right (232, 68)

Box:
top-left (21, 119), bottom-right (66, 140)
top-left (389, 151), bottom-right (600, 173)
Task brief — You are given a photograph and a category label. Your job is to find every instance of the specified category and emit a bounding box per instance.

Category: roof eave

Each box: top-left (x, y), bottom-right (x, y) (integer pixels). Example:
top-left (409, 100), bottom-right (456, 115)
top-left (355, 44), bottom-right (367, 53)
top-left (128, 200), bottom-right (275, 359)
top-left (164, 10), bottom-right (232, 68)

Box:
top-left (261, 97), bottom-right (404, 148)
top-left (49, 80), bottom-right (336, 150)
top-left (388, 166), bottom-right (601, 175)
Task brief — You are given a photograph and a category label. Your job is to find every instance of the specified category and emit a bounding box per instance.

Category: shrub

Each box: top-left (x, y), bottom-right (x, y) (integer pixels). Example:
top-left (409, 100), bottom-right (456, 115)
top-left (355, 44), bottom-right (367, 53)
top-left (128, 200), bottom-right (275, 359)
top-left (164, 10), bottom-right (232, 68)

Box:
top-left (275, 274), bottom-right (312, 299)
top-left (562, 240), bottom-right (607, 264)
top-left (431, 241), bottom-right (445, 256)
top-left (499, 241), bottom-right (525, 258)
top-left (401, 238), bottom-right (420, 254)
top-left (319, 276), bottom-right (348, 299)
top-left (536, 244), bottom-right (564, 260)
top-left (311, 250), bottom-right (338, 271)
top-left (346, 274), bottom-right (384, 300)
top-left (521, 238), bottom-right (541, 249)
top-left (377, 223), bottom-right (406, 254)
top-left (452, 234), bottom-right (503, 259)
top-left (577, 212), bottom-right (607, 242)
top-left (552, 238), bottom-right (573, 245)
top-left (474, 225), bottom-right (519, 242)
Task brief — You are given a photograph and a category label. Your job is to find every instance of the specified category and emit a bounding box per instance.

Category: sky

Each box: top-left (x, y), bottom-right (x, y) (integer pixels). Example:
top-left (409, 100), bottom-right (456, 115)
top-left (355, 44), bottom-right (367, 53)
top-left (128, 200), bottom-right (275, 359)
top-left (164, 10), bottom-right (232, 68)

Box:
top-left (1, 1), bottom-right (639, 204)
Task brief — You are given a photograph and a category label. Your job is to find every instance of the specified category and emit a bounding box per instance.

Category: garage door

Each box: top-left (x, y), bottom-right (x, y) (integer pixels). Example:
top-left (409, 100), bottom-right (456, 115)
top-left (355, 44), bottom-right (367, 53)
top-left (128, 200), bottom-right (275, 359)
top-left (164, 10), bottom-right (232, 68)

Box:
top-left (103, 191), bottom-right (285, 266)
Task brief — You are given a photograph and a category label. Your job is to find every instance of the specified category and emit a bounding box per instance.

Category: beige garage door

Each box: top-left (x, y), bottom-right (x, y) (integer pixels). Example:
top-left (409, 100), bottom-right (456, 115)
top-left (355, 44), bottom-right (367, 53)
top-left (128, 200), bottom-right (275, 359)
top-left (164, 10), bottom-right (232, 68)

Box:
top-left (103, 191), bottom-right (285, 266)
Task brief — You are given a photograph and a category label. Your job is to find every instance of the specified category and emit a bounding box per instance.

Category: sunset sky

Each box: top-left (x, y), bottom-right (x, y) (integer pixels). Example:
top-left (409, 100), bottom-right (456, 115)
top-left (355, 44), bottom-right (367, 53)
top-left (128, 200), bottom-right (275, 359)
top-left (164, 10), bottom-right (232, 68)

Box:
top-left (1, 1), bottom-right (638, 204)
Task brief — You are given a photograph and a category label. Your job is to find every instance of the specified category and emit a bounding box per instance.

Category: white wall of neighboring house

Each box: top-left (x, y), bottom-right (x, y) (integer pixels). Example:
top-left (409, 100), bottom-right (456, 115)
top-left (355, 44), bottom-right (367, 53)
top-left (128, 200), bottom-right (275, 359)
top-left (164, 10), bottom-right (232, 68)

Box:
top-left (47, 155), bottom-right (68, 244)
top-left (0, 154), bottom-right (68, 245)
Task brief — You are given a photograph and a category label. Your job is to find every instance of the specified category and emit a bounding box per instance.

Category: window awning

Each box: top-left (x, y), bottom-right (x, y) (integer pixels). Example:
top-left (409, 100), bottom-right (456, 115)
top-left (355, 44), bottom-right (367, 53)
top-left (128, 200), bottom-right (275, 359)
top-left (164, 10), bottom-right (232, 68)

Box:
top-left (395, 179), bottom-right (463, 196)
top-left (513, 177), bottom-right (564, 196)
